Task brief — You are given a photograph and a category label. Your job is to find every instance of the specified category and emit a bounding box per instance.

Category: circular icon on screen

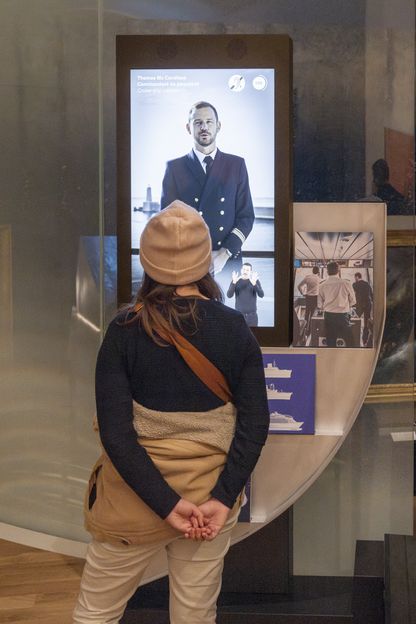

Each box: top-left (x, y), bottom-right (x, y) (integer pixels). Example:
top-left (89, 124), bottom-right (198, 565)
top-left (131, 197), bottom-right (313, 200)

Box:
top-left (228, 74), bottom-right (246, 91)
top-left (252, 75), bottom-right (268, 91)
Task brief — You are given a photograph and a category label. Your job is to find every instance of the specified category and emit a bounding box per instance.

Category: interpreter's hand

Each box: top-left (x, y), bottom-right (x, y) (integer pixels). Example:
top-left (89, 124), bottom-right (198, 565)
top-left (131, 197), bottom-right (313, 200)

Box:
top-left (232, 271), bottom-right (239, 284)
top-left (212, 248), bottom-right (229, 274)
top-left (165, 498), bottom-right (205, 537)
top-left (250, 271), bottom-right (258, 285)
top-left (198, 498), bottom-right (231, 541)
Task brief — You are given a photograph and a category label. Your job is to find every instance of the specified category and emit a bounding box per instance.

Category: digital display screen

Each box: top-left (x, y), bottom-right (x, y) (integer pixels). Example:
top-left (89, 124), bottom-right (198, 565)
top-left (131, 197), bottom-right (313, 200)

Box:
top-left (130, 68), bottom-right (275, 328)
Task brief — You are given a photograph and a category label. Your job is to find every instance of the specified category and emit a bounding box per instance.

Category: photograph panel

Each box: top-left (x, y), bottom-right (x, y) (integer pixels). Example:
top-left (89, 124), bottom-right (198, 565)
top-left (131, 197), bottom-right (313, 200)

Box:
top-left (293, 231), bottom-right (374, 348)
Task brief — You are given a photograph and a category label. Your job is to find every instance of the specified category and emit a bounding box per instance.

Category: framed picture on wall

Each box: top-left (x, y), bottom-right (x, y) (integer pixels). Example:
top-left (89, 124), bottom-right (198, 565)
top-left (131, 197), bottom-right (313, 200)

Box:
top-left (116, 34), bottom-right (293, 346)
top-left (366, 231), bottom-right (415, 404)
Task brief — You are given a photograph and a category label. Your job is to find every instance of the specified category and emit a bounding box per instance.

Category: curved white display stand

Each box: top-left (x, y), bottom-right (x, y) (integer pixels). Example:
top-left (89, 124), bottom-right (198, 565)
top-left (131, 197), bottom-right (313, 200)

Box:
top-left (251, 203), bottom-right (386, 524)
top-left (1, 203), bottom-right (386, 587)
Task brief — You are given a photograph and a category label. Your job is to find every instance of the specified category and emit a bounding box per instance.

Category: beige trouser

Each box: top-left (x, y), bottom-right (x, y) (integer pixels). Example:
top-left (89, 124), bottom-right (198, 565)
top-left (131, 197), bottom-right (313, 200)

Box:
top-left (73, 507), bottom-right (239, 624)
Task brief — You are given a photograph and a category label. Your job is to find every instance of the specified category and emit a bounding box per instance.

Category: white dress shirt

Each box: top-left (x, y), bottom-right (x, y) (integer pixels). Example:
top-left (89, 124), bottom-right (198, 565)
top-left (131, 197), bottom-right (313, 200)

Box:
top-left (318, 276), bottom-right (356, 313)
top-left (193, 148), bottom-right (218, 173)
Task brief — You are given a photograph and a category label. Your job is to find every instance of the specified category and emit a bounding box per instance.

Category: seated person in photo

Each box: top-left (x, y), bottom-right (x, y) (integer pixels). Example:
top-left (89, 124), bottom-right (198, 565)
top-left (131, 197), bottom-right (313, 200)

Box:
top-left (372, 158), bottom-right (407, 216)
top-left (227, 262), bottom-right (264, 327)
top-left (318, 261), bottom-right (356, 348)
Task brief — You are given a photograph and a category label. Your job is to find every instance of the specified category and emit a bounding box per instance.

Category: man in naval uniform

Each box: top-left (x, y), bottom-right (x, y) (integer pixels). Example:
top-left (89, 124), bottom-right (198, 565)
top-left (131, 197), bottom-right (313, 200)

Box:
top-left (160, 101), bottom-right (254, 290)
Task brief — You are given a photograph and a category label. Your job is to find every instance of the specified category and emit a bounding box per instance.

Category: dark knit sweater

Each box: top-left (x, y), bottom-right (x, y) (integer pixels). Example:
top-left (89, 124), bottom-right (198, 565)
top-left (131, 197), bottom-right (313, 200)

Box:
top-left (227, 279), bottom-right (264, 314)
top-left (95, 299), bottom-right (269, 519)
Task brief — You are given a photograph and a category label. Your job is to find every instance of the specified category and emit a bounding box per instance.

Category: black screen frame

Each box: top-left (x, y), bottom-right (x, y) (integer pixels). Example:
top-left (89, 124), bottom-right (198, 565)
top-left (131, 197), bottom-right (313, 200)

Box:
top-left (116, 34), bottom-right (293, 346)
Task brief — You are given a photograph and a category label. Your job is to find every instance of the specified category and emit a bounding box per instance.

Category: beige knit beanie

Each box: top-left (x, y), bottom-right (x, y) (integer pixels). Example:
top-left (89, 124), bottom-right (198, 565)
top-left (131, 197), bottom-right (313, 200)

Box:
top-left (139, 200), bottom-right (212, 285)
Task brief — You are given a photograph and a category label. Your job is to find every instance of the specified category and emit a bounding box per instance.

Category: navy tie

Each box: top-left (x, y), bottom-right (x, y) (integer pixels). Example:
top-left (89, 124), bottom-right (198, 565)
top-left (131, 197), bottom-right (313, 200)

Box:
top-left (203, 155), bottom-right (213, 175)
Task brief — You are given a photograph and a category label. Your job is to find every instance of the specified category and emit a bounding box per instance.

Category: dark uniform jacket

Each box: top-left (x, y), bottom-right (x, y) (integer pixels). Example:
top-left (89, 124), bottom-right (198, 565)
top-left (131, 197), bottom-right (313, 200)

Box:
top-left (352, 279), bottom-right (373, 310)
top-left (161, 149), bottom-right (254, 257)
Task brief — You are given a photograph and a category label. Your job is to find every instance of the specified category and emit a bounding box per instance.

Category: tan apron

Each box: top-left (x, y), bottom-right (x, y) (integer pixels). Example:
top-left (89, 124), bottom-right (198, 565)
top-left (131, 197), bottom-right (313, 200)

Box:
top-left (84, 437), bottom-right (242, 545)
top-left (84, 310), bottom-right (237, 546)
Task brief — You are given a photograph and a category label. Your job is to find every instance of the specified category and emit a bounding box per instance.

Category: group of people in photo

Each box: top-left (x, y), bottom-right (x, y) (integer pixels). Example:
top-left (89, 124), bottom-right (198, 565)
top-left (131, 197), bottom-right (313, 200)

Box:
top-left (294, 261), bottom-right (373, 348)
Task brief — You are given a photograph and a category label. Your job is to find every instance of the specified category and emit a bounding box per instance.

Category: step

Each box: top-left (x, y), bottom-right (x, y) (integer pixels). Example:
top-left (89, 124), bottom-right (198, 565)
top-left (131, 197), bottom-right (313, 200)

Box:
top-left (122, 576), bottom-right (354, 623)
top-left (385, 534), bottom-right (416, 624)
top-left (352, 540), bottom-right (384, 624)
top-left (120, 538), bottom-right (386, 623)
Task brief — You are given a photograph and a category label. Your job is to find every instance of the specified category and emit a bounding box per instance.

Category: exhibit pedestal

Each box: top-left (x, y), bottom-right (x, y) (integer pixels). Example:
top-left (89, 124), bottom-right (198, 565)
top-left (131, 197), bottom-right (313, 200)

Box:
top-left (121, 512), bottom-right (386, 623)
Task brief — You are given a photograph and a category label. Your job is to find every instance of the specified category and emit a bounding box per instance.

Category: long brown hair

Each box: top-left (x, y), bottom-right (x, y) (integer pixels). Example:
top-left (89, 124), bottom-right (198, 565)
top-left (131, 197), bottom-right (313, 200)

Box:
top-left (121, 272), bottom-right (223, 346)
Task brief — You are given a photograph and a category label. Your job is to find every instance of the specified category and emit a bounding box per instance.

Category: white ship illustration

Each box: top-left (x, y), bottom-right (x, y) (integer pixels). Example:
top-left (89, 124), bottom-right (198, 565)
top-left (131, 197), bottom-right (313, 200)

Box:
top-left (264, 361), bottom-right (292, 378)
top-left (266, 383), bottom-right (293, 400)
top-left (269, 411), bottom-right (304, 431)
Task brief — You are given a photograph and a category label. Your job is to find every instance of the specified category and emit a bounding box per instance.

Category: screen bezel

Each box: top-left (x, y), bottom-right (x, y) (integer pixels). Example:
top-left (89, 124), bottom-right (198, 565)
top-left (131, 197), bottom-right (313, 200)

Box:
top-left (116, 34), bottom-right (293, 346)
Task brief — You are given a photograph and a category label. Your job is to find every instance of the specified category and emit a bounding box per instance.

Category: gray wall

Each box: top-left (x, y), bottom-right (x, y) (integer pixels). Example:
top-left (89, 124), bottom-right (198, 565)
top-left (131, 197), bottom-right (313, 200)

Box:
top-left (0, 0), bottom-right (413, 574)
